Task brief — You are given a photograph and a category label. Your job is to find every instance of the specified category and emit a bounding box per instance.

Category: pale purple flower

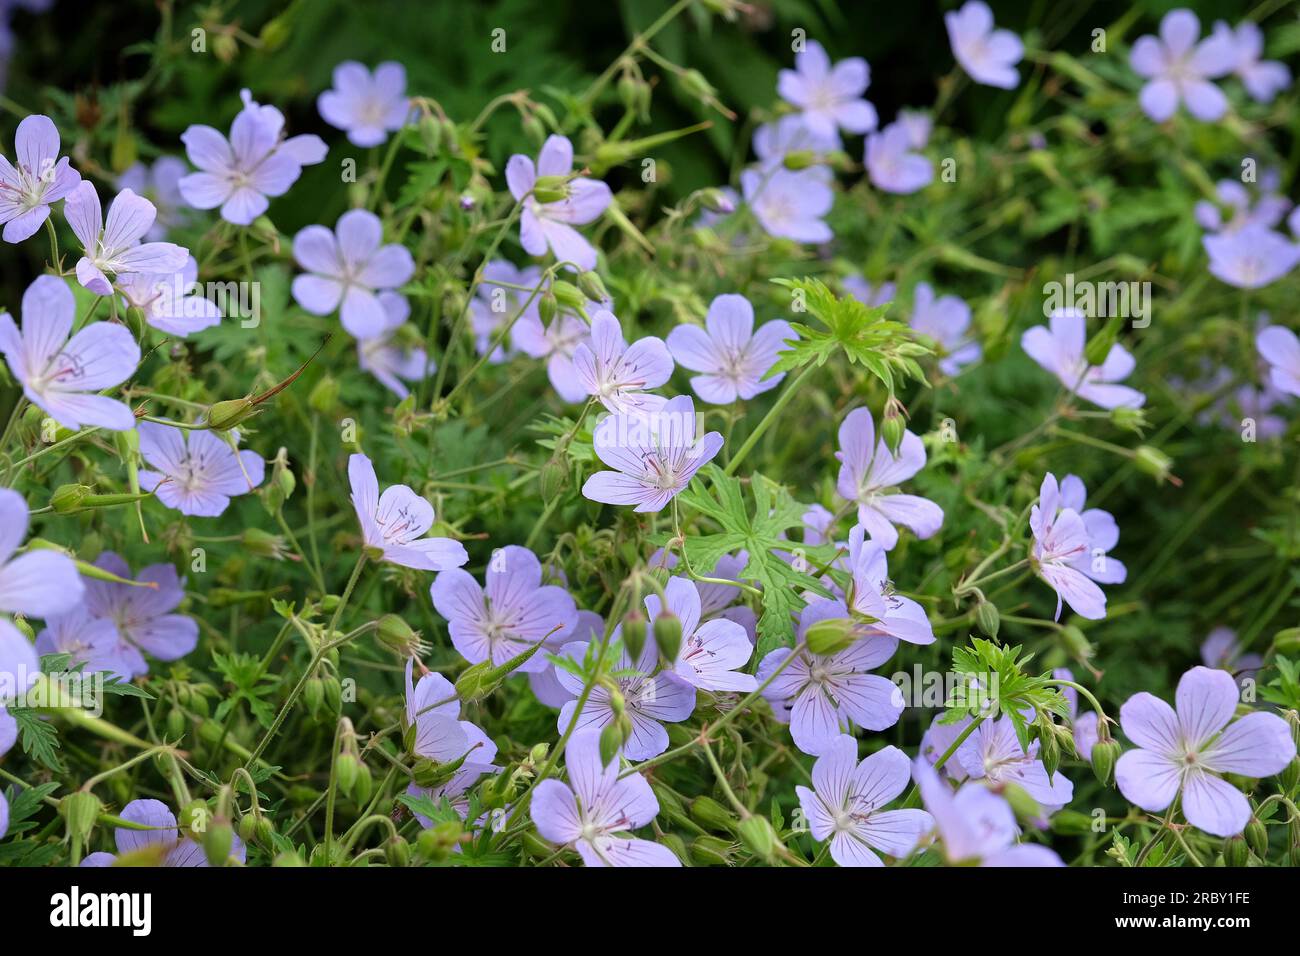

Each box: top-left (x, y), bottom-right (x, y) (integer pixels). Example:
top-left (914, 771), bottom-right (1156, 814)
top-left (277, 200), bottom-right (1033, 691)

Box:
top-left (1116, 666), bottom-right (1296, 837)
top-left (117, 157), bottom-right (188, 240)
top-left (796, 736), bottom-right (932, 867)
top-left (137, 422), bottom-right (265, 517)
top-left (834, 406), bottom-right (944, 550)
top-left (913, 758), bottom-right (1063, 866)
top-left (356, 292), bottom-right (432, 399)
top-left (1054, 668), bottom-right (1099, 762)
top-left (317, 61), bottom-right (409, 147)
top-left (469, 260), bottom-right (542, 363)
top-left (401, 658), bottom-right (471, 764)
top-left (530, 730), bottom-right (679, 867)
top-left (582, 394), bottom-right (723, 513)
top-left (79, 799), bottom-right (245, 867)
top-left (921, 713), bottom-right (972, 782)
top-left (908, 282), bottom-right (979, 374)
top-left (777, 40), bottom-right (877, 139)
top-left (291, 208), bottom-right (414, 340)
top-left (1257, 325), bottom-right (1300, 398)
top-left (0, 114), bottom-right (80, 243)
top-left (529, 609), bottom-right (603, 708)
top-left (1194, 177), bottom-right (1291, 235)
top-left (432, 544), bottom-right (576, 673)
top-left (1, 487), bottom-right (82, 697)
top-left (63, 183), bottom-right (188, 295)
top-left (178, 89), bottom-right (328, 226)
top-left (1030, 472), bottom-right (1124, 621)
top-left (945, 1), bottom-right (1023, 89)
top-left (645, 576), bottom-right (754, 692)
top-left (35, 606), bottom-right (129, 679)
top-left (1021, 308), bottom-right (1145, 409)
top-left (0, 275), bottom-right (140, 431)
top-left (1204, 225), bottom-right (1300, 289)
top-left (348, 452), bottom-right (466, 571)
top-left (1199, 627), bottom-right (1263, 689)
top-left (842, 275), bottom-right (895, 307)
top-left (896, 110), bottom-right (932, 149)
top-left (666, 293), bottom-right (794, 405)
top-left (512, 309), bottom-right (590, 403)
top-left (846, 526), bottom-right (936, 646)
top-left (405, 717), bottom-right (498, 824)
top-left (753, 115), bottom-right (840, 172)
top-left (571, 310), bottom-right (672, 414)
top-left (1215, 20), bottom-right (1290, 103)
top-left (117, 255), bottom-right (223, 337)
top-left (866, 122), bottom-right (932, 194)
top-left (80, 552), bottom-right (197, 678)
top-left (956, 715), bottom-right (1075, 814)
top-left (739, 166), bottom-right (832, 243)
top-left (506, 134), bottom-right (612, 272)
top-left (554, 633), bottom-right (695, 760)
top-left (1129, 9), bottom-right (1236, 122)
top-left (757, 599), bottom-right (903, 756)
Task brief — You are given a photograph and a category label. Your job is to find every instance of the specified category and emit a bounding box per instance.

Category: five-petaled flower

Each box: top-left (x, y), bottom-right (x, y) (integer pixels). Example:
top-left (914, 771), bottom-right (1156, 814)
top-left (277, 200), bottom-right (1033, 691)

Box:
top-left (1129, 8), bottom-right (1236, 122)
top-left (80, 799), bottom-right (245, 867)
top-left (0, 114), bottom-right (81, 243)
top-left (137, 421), bottom-right (265, 517)
top-left (1021, 308), bottom-right (1145, 409)
top-left (645, 575), bottom-right (755, 692)
top-left (945, 1), bottom-right (1023, 90)
top-left (666, 293), bottom-right (794, 406)
top-left (64, 183), bottom-right (188, 295)
top-left (572, 310), bottom-right (672, 414)
top-left (506, 134), bottom-right (612, 272)
top-left (776, 40), bottom-right (877, 139)
top-left (348, 452), bottom-right (467, 571)
top-left (318, 61), bottom-right (410, 147)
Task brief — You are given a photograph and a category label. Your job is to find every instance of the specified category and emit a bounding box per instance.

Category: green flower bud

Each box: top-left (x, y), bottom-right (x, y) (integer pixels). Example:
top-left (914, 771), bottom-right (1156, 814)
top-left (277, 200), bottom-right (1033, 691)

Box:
top-left (206, 397), bottom-right (260, 431)
top-left (1084, 315), bottom-right (1123, 368)
top-left (376, 614), bottom-right (425, 658)
top-left (303, 676), bottom-right (326, 717)
top-left (238, 813), bottom-right (258, 844)
top-left (691, 835), bottom-right (733, 866)
top-left (653, 609), bottom-right (682, 663)
top-left (1110, 406), bottom-right (1147, 433)
top-left (599, 718), bottom-right (629, 767)
top-left (1000, 782), bottom-right (1042, 823)
top-left (880, 398), bottom-right (907, 454)
top-left (335, 753), bottom-right (359, 797)
top-left (576, 271), bottom-right (608, 304)
top-left (538, 289), bottom-right (558, 325)
top-left (690, 795), bottom-right (739, 833)
top-left (385, 835), bottom-right (411, 868)
top-left (50, 484), bottom-right (91, 514)
top-left (165, 706), bottom-right (186, 740)
top-left (1133, 445), bottom-right (1174, 483)
top-left (532, 175), bottom-right (569, 204)
top-left (274, 850), bottom-right (306, 867)
top-left (782, 149), bottom-right (818, 171)
top-left (622, 609), bottom-right (647, 664)
top-left (203, 819), bottom-right (234, 866)
top-left (550, 280), bottom-right (586, 311)
top-left (1048, 810), bottom-right (1095, 835)
top-left (698, 188), bottom-right (735, 214)
top-left (1271, 627), bottom-right (1300, 657)
top-left (1245, 817), bottom-right (1268, 858)
top-left (241, 527), bottom-right (290, 560)
top-left (975, 600), bottom-right (1000, 639)
top-left (354, 761), bottom-right (374, 806)
top-left (60, 791), bottom-right (102, 849)
top-left (539, 456), bottom-right (568, 504)
top-left (322, 675), bottom-right (342, 714)
top-left (1223, 834), bottom-right (1249, 867)
top-left (1279, 756), bottom-right (1299, 796)
top-left (520, 830), bottom-right (553, 861)
top-left (805, 615), bottom-right (858, 656)
top-left (737, 815), bottom-right (779, 863)
top-left (1090, 738), bottom-right (1122, 787)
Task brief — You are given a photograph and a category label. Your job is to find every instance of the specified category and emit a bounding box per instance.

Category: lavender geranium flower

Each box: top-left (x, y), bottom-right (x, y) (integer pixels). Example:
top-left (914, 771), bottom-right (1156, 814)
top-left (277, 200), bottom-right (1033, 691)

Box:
top-left (554, 633), bottom-right (695, 760)
top-left (401, 658), bottom-right (471, 763)
top-left (291, 209), bottom-right (415, 340)
top-left (753, 114), bottom-right (841, 172)
top-left (530, 730), bottom-right (680, 867)
top-left (846, 527), bottom-right (936, 646)
top-left (843, 275), bottom-right (895, 308)
top-left (0, 275), bottom-right (140, 431)
top-left (529, 609), bottom-right (603, 708)
top-left (513, 309), bottom-right (590, 403)
top-left (571, 310), bottom-right (672, 414)
top-left (78, 552), bottom-right (198, 679)
top-left (796, 736), bottom-right (932, 867)
top-left (945, 1), bottom-right (1023, 90)
top-left (866, 122), bottom-right (933, 194)
top-left (1199, 627), bottom-right (1262, 689)
top-left (431, 544), bottom-right (576, 673)
top-left (36, 607), bottom-right (129, 679)
top-left (1194, 174), bottom-right (1290, 236)
top-left (739, 166), bottom-right (832, 243)
top-left (1216, 21), bottom-right (1291, 103)
top-left (317, 61), bottom-right (410, 147)
top-left (63, 183), bottom-right (188, 295)
top-left (956, 715), bottom-right (1075, 813)
top-left (0, 114), bottom-right (80, 242)
top-left (777, 40), bottom-right (877, 139)
top-left (913, 758), bottom-right (1063, 866)
top-left (506, 134), bottom-right (612, 272)
top-left (1257, 325), bottom-right (1300, 398)
top-left (645, 576), bottom-right (755, 692)
top-left (356, 292), bottom-right (433, 399)
top-left (117, 157), bottom-right (188, 239)
top-left (1029, 472), bottom-right (1124, 621)
top-left (79, 799), bottom-right (245, 867)
top-left (179, 89), bottom-right (328, 226)
top-left (1129, 9), bottom-right (1236, 122)
top-left (908, 282), bottom-right (979, 375)
top-left (137, 421), bottom-right (265, 517)
top-left (1115, 666), bottom-right (1297, 837)
top-left (1021, 308), bottom-right (1145, 409)
top-left (582, 394), bottom-right (722, 513)
top-left (835, 406), bottom-right (944, 550)
top-left (757, 599), bottom-right (904, 756)
top-left (117, 256), bottom-right (223, 337)
top-left (469, 260), bottom-right (542, 363)
top-left (348, 452), bottom-right (467, 571)
top-left (665, 294), bottom-right (794, 405)
top-left (1203, 225), bottom-right (1300, 289)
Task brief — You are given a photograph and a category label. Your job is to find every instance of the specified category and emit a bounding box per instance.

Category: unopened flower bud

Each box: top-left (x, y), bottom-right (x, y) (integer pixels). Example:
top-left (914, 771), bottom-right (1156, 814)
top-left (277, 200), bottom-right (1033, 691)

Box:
top-left (1271, 627), bottom-right (1300, 657)
top-left (576, 271), bottom-right (608, 304)
top-left (1000, 782), bottom-right (1042, 823)
top-left (531, 175), bottom-right (569, 204)
top-left (1133, 445), bottom-right (1174, 483)
top-left (690, 795), bottom-right (739, 832)
top-left (335, 753), bottom-right (359, 797)
top-left (1091, 737), bottom-right (1121, 786)
top-left (737, 815), bottom-right (779, 863)
top-left (376, 614), bottom-right (424, 657)
top-left (691, 835), bottom-right (733, 865)
top-left (782, 149), bottom-right (818, 171)
top-left (59, 791), bottom-right (102, 848)
top-left (1245, 817), bottom-right (1268, 858)
top-left (622, 609), bottom-right (647, 663)
top-left (599, 716), bottom-right (630, 767)
top-left (539, 456), bottom-right (568, 504)
top-left (538, 289), bottom-right (558, 325)
top-left (653, 609), bottom-right (682, 662)
top-left (203, 818), bottom-right (235, 866)
top-left (241, 527), bottom-right (290, 560)
top-left (974, 600), bottom-right (1000, 639)
top-left (805, 615), bottom-right (857, 656)
top-left (699, 188), bottom-right (735, 214)
top-left (386, 835), bottom-right (411, 868)
top-left (1223, 834), bottom-right (1249, 867)
top-left (1110, 406), bottom-right (1147, 433)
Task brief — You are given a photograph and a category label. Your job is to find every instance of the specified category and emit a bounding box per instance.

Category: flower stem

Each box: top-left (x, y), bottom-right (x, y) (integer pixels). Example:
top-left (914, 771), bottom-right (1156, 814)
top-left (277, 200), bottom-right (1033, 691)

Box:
top-left (724, 364), bottom-right (817, 477)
